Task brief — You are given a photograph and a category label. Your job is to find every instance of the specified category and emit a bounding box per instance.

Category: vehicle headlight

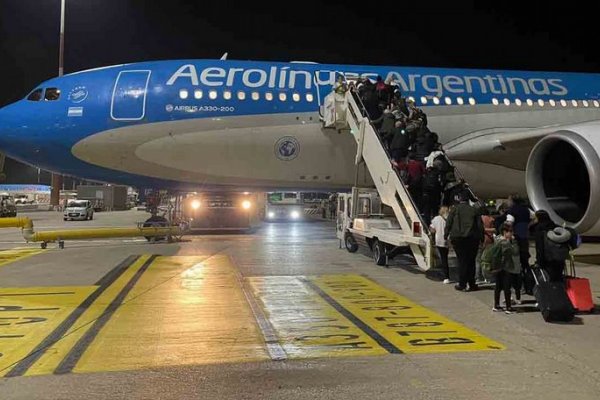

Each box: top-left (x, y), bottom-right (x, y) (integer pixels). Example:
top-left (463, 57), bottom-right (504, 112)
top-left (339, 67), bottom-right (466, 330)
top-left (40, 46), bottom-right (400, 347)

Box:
top-left (242, 200), bottom-right (251, 210)
top-left (268, 211), bottom-right (275, 218)
top-left (191, 200), bottom-right (201, 210)
top-left (290, 210), bottom-right (300, 219)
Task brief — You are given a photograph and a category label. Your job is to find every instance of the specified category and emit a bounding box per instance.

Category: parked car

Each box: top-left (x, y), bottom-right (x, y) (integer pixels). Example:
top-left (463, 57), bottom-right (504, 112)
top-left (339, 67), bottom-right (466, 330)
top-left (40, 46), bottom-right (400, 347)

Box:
top-left (63, 200), bottom-right (94, 221)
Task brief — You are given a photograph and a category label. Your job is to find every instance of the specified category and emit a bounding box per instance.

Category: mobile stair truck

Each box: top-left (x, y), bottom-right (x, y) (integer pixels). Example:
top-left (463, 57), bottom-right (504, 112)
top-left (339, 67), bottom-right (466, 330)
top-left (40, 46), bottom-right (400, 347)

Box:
top-left (322, 88), bottom-right (434, 270)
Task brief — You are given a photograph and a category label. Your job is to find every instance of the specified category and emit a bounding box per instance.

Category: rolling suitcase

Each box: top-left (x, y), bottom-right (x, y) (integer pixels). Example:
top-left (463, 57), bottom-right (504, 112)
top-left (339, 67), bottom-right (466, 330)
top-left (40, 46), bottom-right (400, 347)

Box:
top-left (532, 267), bottom-right (575, 322)
top-left (565, 256), bottom-right (594, 313)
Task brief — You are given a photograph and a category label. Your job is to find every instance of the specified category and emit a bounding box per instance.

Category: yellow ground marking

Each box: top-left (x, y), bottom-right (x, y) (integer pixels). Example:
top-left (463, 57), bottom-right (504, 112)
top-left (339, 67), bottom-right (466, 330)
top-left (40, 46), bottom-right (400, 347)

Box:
top-left (246, 276), bottom-right (388, 358)
top-left (24, 255), bottom-right (153, 376)
top-left (0, 248), bottom-right (45, 269)
top-left (73, 255), bottom-right (268, 374)
top-left (0, 286), bottom-right (97, 376)
top-left (311, 275), bottom-right (505, 354)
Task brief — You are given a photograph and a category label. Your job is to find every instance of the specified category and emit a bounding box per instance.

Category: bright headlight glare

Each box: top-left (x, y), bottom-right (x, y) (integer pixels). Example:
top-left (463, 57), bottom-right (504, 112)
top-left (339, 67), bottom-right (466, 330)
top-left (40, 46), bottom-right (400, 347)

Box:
top-left (242, 200), bottom-right (251, 210)
top-left (268, 211), bottom-right (275, 218)
top-left (191, 200), bottom-right (200, 210)
top-left (291, 210), bottom-right (300, 219)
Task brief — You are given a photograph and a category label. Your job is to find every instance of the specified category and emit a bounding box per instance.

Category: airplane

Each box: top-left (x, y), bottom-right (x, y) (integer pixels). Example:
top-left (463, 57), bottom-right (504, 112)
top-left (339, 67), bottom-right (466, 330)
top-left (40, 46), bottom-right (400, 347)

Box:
top-left (0, 58), bottom-right (599, 234)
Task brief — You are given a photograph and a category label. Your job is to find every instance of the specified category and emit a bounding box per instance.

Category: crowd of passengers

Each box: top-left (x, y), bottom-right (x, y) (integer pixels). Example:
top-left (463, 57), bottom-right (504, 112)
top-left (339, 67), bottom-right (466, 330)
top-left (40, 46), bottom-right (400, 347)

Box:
top-left (334, 77), bottom-right (581, 315)
top-left (335, 75), bottom-right (475, 227)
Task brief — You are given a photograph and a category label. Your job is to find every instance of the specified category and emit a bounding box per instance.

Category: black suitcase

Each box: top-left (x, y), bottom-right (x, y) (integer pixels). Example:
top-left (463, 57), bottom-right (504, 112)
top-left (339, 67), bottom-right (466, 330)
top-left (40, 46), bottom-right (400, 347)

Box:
top-left (523, 266), bottom-right (535, 295)
top-left (533, 267), bottom-right (575, 322)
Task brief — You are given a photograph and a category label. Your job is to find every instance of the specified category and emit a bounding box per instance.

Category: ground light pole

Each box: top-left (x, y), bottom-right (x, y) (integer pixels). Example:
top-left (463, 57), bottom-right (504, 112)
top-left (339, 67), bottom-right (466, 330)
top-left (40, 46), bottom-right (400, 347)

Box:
top-left (50, 0), bottom-right (66, 208)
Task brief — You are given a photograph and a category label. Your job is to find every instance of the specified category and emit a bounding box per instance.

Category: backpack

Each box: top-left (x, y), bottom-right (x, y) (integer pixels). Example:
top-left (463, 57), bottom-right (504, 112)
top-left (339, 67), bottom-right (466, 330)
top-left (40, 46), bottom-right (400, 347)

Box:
top-left (544, 235), bottom-right (570, 263)
top-left (481, 242), bottom-right (503, 274)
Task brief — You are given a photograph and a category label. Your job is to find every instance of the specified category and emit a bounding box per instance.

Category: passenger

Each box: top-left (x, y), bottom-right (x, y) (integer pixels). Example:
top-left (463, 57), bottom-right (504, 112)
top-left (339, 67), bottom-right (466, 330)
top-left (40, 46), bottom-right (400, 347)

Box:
top-left (413, 129), bottom-right (436, 161)
top-left (389, 121), bottom-right (409, 162)
top-left (421, 166), bottom-right (442, 226)
top-left (406, 156), bottom-right (426, 210)
top-left (375, 75), bottom-right (386, 91)
top-left (372, 108), bottom-right (395, 141)
top-left (475, 208), bottom-right (496, 284)
top-left (506, 195), bottom-right (532, 284)
top-left (533, 211), bottom-right (577, 282)
top-left (444, 191), bottom-right (484, 292)
top-left (430, 206), bottom-right (451, 284)
top-left (334, 75), bottom-right (347, 95)
top-left (491, 224), bottom-right (521, 314)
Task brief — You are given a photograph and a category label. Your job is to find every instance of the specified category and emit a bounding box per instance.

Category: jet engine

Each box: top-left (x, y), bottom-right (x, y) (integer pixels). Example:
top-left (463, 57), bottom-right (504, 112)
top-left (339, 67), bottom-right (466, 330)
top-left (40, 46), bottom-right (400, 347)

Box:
top-left (526, 126), bottom-right (600, 234)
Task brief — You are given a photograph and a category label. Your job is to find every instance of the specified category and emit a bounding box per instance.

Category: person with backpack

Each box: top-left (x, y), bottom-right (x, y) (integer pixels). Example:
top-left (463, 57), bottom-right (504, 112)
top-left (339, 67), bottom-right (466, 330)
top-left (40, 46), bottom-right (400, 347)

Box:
top-left (540, 226), bottom-right (574, 282)
top-left (444, 191), bottom-right (484, 292)
top-left (430, 206), bottom-right (451, 284)
top-left (487, 224), bottom-right (521, 314)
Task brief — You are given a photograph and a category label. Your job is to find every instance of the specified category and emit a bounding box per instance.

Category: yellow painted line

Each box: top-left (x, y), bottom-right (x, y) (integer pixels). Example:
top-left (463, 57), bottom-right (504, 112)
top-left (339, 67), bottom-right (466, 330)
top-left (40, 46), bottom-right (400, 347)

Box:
top-left (0, 286), bottom-right (97, 376)
top-left (246, 276), bottom-right (387, 358)
top-left (311, 275), bottom-right (505, 354)
top-left (73, 255), bottom-right (268, 374)
top-left (24, 255), bottom-right (153, 376)
top-left (0, 248), bottom-right (45, 269)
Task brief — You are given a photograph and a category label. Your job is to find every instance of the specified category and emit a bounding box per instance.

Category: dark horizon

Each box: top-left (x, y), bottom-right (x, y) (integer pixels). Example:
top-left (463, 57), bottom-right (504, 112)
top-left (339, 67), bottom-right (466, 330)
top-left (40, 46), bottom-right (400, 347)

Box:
top-left (0, 0), bottom-right (597, 183)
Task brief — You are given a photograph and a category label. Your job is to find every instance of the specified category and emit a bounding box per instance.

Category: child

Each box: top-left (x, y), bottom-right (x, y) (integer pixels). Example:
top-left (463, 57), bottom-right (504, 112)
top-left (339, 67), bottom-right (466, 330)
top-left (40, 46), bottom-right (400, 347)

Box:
top-left (491, 224), bottom-right (522, 314)
top-left (430, 206), bottom-right (450, 284)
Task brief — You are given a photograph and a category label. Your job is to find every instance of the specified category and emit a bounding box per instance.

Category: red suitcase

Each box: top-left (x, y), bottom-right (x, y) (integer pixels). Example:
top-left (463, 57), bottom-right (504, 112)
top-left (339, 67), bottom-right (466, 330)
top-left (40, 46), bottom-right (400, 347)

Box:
top-left (565, 256), bottom-right (595, 313)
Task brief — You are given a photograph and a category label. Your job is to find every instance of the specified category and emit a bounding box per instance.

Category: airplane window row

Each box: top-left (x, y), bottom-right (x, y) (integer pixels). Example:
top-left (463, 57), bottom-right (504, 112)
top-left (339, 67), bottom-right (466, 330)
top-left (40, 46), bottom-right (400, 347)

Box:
top-left (178, 89), bottom-right (314, 103)
top-left (417, 95), bottom-right (600, 108)
top-left (26, 88), bottom-right (61, 102)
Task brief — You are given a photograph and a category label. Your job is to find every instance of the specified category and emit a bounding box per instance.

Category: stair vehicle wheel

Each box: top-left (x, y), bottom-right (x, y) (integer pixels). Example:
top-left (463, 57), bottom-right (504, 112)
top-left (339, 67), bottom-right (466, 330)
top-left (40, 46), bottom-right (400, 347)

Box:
top-left (344, 233), bottom-right (358, 253)
top-left (58, 240), bottom-right (65, 249)
top-left (373, 240), bottom-right (387, 266)
top-left (41, 242), bottom-right (47, 249)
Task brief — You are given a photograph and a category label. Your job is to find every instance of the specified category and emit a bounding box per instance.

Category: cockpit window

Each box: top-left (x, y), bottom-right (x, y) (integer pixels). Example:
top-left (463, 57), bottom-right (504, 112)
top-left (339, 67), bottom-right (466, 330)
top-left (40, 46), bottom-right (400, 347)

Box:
top-left (27, 88), bottom-right (43, 101)
top-left (44, 88), bottom-right (61, 101)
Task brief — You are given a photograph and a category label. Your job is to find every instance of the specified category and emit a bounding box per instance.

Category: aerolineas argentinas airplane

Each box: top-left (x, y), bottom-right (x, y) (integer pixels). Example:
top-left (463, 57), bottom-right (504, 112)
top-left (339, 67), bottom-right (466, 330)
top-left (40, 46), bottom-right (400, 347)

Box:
top-left (0, 59), bottom-right (599, 233)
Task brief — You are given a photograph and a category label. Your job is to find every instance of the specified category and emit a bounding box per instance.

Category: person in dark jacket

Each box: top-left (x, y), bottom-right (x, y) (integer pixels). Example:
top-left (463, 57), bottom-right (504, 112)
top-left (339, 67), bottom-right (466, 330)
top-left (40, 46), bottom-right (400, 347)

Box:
top-left (421, 166), bottom-right (442, 225)
top-left (506, 195), bottom-right (532, 282)
top-left (444, 191), bottom-right (484, 291)
top-left (389, 121), bottom-right (409, 162)
top-left (372, 109), bottom-right (396, 146)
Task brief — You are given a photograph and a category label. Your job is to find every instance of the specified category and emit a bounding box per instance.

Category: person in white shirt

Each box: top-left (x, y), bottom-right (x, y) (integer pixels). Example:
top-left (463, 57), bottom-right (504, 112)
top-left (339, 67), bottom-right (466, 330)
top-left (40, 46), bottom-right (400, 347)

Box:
top-left (430, 206), bottom-right (451, 283)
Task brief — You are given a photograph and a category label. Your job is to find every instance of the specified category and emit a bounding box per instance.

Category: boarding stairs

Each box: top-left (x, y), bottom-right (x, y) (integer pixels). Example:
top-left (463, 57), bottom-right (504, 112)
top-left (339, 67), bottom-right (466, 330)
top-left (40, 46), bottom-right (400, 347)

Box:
top-left (323, 89), bottom-right (479, 271)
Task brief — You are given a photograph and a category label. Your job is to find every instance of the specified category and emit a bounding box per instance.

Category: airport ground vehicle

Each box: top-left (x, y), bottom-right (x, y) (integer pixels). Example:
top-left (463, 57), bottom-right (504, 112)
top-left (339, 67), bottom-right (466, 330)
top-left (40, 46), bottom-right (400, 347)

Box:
top-left (180, 192), bottom-right (262, 231)
top-left (0, 193), bottom-right (17, 217)
top-left (265, 192), bottom-right (305, 221)
top-left (14, 194), bottom-right (35, 205)
top-left (336, 189), bottom-right (423, 266)
top-left (63, 200), bottom-right (94, 221)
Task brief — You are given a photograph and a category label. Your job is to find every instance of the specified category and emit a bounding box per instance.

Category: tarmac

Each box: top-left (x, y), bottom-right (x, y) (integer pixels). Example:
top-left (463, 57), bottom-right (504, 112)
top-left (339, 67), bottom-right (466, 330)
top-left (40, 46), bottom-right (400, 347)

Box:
top-left (0, 210), bottom-right (599, 400)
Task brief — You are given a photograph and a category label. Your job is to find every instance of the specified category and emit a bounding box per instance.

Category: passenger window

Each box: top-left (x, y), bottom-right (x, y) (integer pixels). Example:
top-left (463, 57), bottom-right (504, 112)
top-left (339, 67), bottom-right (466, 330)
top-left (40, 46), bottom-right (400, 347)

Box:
top-left (27, 88), bottom-right (43, 101)
top-left (44, 88), bottom-right (61, 101)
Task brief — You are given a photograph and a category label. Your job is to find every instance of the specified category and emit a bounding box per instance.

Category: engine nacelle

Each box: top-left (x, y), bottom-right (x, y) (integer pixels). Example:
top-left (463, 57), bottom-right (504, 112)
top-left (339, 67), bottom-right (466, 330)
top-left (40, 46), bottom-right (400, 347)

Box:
top-left (526, 125), bottom-right (600, 234)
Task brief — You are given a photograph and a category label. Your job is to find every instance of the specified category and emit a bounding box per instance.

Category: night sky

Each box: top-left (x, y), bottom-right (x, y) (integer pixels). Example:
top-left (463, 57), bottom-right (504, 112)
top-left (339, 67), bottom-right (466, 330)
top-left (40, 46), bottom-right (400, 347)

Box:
top-left (0, 0), bottom-right (597, 183)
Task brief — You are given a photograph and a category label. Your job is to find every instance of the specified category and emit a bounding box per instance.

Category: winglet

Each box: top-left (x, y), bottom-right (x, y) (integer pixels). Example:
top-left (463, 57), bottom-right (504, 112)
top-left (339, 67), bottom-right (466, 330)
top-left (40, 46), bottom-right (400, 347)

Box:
top-left (220, 52), bottom-right (228, 60)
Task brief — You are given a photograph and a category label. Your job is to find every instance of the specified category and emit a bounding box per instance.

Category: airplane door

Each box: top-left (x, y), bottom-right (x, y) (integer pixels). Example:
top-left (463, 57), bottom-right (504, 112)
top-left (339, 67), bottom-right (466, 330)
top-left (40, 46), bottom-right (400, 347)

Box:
top-left (110, 70), bottom-right (151, 121)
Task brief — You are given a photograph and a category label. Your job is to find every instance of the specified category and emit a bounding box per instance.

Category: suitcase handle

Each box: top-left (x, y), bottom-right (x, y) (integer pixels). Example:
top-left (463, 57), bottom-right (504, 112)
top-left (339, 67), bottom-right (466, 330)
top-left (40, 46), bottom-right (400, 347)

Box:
top-left (565, 253), bottom-right (577, 278)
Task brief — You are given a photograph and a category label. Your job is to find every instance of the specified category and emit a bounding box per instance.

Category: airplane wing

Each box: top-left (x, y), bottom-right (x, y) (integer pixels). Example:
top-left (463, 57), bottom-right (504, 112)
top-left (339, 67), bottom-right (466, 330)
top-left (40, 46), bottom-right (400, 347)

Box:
top-left (443, 122), bottom-right (599, 170)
